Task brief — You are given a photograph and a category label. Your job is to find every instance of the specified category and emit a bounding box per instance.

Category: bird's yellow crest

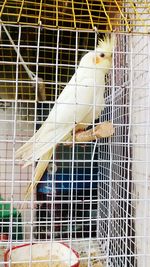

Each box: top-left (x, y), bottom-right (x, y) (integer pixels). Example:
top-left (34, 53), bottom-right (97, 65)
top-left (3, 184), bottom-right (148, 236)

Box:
top-left (97, 35), bottom-right (115, 53)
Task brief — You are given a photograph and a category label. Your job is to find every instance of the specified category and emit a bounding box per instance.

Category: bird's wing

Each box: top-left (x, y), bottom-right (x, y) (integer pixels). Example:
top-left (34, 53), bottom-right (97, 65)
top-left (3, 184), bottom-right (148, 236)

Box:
top-left (16, 77), bottom-right (76, 159)
top-left (80, 86), bottom-right (105, 125)
top-left (16, 71), bottom-right (96, 164)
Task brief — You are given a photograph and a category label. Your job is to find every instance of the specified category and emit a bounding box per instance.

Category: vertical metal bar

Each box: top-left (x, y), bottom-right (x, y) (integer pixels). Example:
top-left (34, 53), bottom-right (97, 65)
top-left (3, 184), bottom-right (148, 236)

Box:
top-left (87, 29), bottom-right (98, 267)
top-left (38, 0), bottom-right (43, 25)
top-left (124, 33), bottom-right (133, 267)
top-left (28, 24), bottom-right (41, 266)
top-left (143, 34), bottom-right (150, 267)
top-left (105, 33), bottom-right (115, 267)
top-left (85, 0), bottom-right (94, 30)
top-left (0, 0), bottom-right (7, 17)
top-left (56, 0), bottom-right (59, 28)
top-left (71, 0), bottom-right (76, 29)
top-left (8, 24), bottom-right (21, 267)
top-left (50, 28), bottom-right (60, 241)
top-left (99, 0), bottom-right (112, 32)
top-left (17, 0), bottom-right (25, 23)
top-left (88, 139), bottom-right (98, 266)
top-left (68, 28), bottom-right (78, 253)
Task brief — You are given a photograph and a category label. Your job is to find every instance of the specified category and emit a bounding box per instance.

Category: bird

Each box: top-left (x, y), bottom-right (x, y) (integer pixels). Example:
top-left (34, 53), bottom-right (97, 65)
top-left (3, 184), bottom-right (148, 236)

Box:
top-left (16, 35), bottom-right (114, 203)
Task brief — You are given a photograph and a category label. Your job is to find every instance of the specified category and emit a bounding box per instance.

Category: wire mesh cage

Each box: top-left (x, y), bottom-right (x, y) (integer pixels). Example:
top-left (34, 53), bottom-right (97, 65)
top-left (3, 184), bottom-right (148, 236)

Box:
top-left (0, 0), bottom-right (150, 32)
top-left (0, 1), bottom-right (150, 267)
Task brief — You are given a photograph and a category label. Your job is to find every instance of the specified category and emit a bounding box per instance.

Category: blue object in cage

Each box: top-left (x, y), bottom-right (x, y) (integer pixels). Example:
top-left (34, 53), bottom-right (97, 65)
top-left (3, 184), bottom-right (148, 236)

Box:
top-left (55, 167), bottom-right (98, 191)
top-left (37, 165), bottom-right (98, 194)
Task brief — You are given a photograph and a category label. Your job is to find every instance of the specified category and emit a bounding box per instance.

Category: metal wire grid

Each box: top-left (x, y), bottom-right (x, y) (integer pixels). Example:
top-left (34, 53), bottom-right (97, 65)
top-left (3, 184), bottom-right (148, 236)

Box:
top-left (98, 33), bottom-right (150, 266)
top-left (0, 0), bottom-right (150, 33)
top-left (0, 27), bottom-right (150, 267)
top-left (0, 27), bottom-right (109, 266)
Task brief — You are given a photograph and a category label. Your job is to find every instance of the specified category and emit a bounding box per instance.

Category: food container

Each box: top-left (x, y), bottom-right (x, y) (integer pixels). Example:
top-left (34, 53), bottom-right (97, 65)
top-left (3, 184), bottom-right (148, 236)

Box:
top-left (4, 242), bottom-right (79, 267)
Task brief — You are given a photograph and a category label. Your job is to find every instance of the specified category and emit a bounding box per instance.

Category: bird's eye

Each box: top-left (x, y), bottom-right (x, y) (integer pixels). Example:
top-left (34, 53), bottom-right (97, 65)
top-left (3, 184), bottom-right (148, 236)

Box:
top-left (100, 53), bottom-right (105, 58)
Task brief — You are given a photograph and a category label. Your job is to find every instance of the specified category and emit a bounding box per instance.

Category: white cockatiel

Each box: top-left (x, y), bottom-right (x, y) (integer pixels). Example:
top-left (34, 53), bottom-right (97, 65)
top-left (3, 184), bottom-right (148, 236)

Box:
top-left (16, 36), bottom-right (114, 202)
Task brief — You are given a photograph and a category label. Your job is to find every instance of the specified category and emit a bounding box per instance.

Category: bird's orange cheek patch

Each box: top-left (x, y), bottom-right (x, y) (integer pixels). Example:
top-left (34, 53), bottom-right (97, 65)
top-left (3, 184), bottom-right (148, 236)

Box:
top-left (93, 56), bottom-right (101, 64)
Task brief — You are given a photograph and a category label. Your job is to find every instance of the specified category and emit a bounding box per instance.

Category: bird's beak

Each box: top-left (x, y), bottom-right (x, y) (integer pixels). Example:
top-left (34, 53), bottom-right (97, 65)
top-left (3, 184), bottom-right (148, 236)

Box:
top-left (93, 56), bottom-right (101, 65)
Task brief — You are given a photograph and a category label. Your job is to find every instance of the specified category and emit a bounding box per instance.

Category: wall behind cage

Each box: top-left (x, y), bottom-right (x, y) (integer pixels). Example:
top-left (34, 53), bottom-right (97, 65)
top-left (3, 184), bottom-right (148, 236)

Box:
top-left (131, 34), bottom-right (150, 267)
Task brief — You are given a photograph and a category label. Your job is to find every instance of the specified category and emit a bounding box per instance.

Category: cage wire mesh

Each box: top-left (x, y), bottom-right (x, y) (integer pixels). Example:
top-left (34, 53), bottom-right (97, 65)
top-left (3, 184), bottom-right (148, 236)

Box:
top-left (0, 0), bottom-right (150, 267)
top-left (0, 0), bottom-right (150, 33)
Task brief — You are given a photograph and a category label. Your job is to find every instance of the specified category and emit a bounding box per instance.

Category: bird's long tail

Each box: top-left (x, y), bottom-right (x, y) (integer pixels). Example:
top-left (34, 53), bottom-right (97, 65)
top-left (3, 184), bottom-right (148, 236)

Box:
top-left (18, 124), bottom-right (74, 210)
top-left (20, 149), bottom-right (53, 210)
